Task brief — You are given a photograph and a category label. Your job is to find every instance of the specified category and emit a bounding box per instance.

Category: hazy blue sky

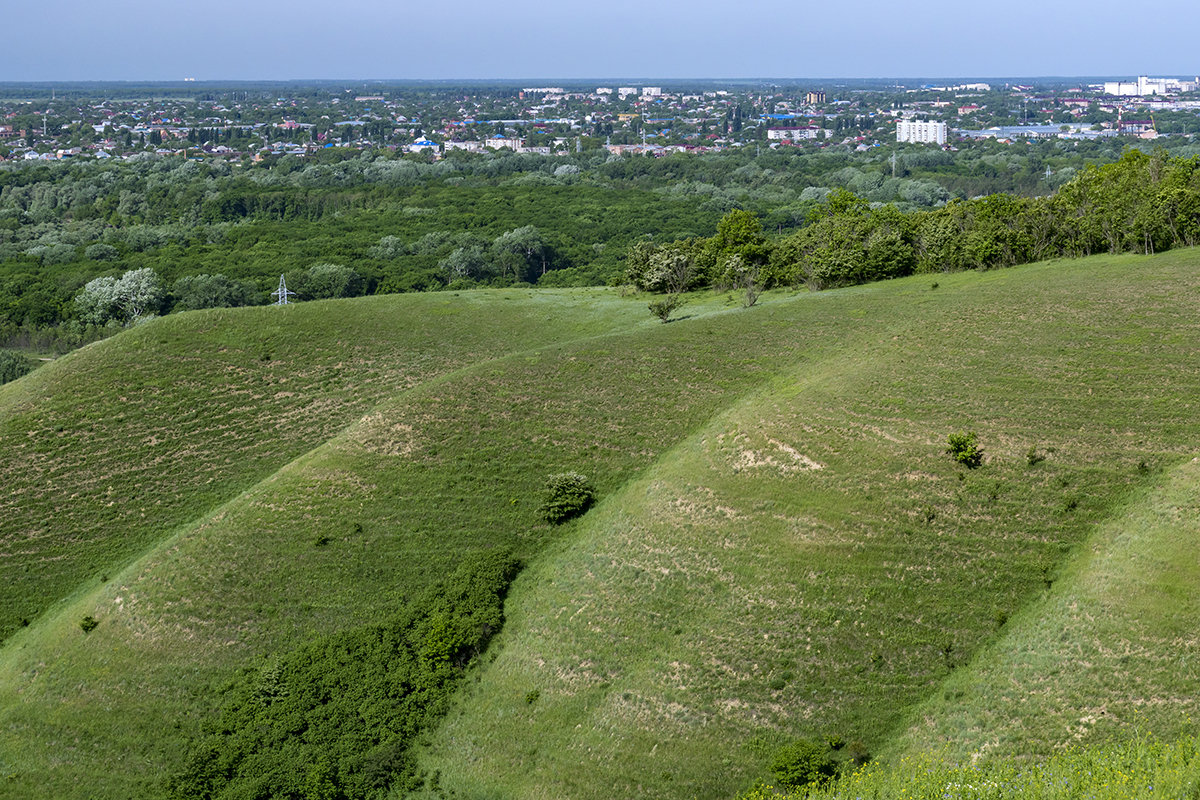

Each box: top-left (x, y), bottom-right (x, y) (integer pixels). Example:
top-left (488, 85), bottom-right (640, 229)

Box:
top-left (3, 0), bottom-right (1198, 82)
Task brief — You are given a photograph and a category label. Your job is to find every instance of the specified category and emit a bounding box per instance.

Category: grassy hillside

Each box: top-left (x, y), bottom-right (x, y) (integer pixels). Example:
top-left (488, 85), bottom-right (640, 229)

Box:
top-left (1, 250), bottom-right (1199, 798)
top-left (740, 733), bottom-right (1200, 800)
top-left (0, 290), bottom-right (643, 643)
top-left (0, 288), bottom-right (817, 797)
top-left (416, 252), bottom-right (1200, 799)
top-left (884, 455), bottom-right (1200, 764)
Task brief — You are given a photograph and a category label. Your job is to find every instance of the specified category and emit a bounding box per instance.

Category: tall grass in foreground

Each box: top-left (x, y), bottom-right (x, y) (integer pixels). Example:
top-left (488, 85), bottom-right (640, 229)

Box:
top-left (741, 734), bottom-right (1200, 799)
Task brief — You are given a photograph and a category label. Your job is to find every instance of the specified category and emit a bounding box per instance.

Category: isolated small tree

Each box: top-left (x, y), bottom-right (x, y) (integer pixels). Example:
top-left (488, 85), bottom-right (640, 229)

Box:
top-left (946, 431), bottom-right (984, 468)
top-left (770, 739), bottom-right (836, 789)
top-left (648, 294), bottom-right (683, 323)
top-left (539, 472), bottom-right (596, 524)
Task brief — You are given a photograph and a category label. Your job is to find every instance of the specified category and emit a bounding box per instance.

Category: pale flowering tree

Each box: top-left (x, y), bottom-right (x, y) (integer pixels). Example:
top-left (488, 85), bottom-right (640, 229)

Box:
top-left (74, 267), bottom-right (165, 325)
top-left (116, 268), bottom-right (165, 319)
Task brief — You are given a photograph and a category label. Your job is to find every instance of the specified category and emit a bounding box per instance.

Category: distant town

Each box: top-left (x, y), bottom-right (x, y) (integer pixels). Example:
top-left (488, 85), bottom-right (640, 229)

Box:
top-left (1, 76), bottom-right (1198, 163)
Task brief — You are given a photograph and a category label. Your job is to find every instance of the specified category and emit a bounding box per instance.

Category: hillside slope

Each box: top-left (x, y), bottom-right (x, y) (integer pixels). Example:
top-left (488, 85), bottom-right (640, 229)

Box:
top-left (0, 288), bottom-right (822, 797)
top-left (1, 251), bottom-right (1199, 798)
top-left (884, 454), bottom-right (1200, 764)
top-left (0, 290), bottom-right (642, 643)
top-left (418, 252), bottom-right (1200, 799)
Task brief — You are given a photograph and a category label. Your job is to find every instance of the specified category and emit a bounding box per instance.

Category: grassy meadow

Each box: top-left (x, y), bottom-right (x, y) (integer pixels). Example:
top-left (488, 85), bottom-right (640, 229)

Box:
top-left (0, 289), bottom-right (643, 643)
top-left (1, 249), bottom-right (1198, 798)
top-left (738, 733), bottom-right (1200, 800)
top-left (885, 454), bottom-right (1200, 763)
top-left (414, 253), bottom-right (1200, 799)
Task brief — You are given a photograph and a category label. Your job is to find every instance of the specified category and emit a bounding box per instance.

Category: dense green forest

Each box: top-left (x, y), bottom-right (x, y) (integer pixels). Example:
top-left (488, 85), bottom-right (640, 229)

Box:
top-left (629, 149), bottom-right (1200, 296)
top-left (1, 137), bottom-right (1198, 357)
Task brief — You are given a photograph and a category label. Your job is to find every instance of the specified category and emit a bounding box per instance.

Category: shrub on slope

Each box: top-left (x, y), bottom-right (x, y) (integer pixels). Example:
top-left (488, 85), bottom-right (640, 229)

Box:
top-left (169, 551), bottom-right (520, 800)
top-left (0, 349), bottom-right (35, 385)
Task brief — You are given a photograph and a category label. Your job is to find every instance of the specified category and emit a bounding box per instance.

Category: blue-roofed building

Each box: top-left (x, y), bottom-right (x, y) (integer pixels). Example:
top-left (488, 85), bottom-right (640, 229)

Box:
top-left (408, 138), bottom-right (440, 154)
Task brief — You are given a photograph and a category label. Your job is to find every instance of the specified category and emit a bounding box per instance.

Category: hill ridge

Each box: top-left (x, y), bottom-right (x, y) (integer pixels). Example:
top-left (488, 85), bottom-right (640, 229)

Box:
top-left (0, 290), bottom-right (650, 644)
top-left (413, 252), bottom-right (1200, 799)
top-left (0, 299), bottom-right (797, 655)
top-left (3, 251), bottom-right (1200, 798)
top-left (884, 454), bottom-right (1200, 763)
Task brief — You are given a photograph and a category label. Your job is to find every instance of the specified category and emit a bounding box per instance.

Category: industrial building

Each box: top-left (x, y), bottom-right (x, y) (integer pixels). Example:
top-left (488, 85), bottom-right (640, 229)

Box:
top-left (1103, 76), bottom-right (1199, 96)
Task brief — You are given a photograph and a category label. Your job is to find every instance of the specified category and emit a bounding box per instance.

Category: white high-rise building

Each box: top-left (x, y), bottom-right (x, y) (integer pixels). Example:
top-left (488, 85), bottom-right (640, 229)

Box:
top-left (896, 120), bottom-right (947, 145)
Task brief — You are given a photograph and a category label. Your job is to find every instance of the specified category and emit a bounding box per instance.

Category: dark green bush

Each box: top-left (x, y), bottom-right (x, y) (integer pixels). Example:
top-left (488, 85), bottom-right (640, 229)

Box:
top-left (0, 350), bottom-right (36, 385)
top-left (648, 294), bottom-right (683, 323)
top-left (169, 551), bottom-right (520, 800)
top-left (538, 472), bottom-right (596, 524)
top-left (770, 738), bottom-right (836, 789)
top-left (946, 431), bottom-right (983, 468)
top-left (79, 615), bottom-right (98, 633)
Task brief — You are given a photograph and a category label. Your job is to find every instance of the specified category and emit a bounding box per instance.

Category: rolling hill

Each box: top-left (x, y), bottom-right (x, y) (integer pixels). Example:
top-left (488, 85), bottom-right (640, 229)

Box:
top-left (1, 249), bottom-right (1198, 799)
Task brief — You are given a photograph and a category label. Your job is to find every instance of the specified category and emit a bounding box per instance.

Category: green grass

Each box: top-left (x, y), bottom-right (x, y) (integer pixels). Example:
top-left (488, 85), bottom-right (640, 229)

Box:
top-left (738, 733), bottom-right (1200, 800)
top-left (884, 454), bottom-right (1200, 764)
top-left (0, 287), bottom-right (804, 797)
top-left (1, 251), bottom-right (1199, 798)
top-left (415, 253), bottom-right (1200, 799)
top-left (0, 289), bottom-right (643, 643)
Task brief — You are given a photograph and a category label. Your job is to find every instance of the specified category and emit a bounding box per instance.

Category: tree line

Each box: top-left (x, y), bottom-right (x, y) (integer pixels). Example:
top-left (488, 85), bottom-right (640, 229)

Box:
top-left (2, 145), bottom-right (1198, 355)
top-left (627, 150), bottom-right (1200, 296)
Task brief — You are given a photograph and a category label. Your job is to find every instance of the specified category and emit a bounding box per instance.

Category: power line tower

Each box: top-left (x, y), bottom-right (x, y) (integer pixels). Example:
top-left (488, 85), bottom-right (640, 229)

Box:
top-left (271, 274), bottom-right (296, 306)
